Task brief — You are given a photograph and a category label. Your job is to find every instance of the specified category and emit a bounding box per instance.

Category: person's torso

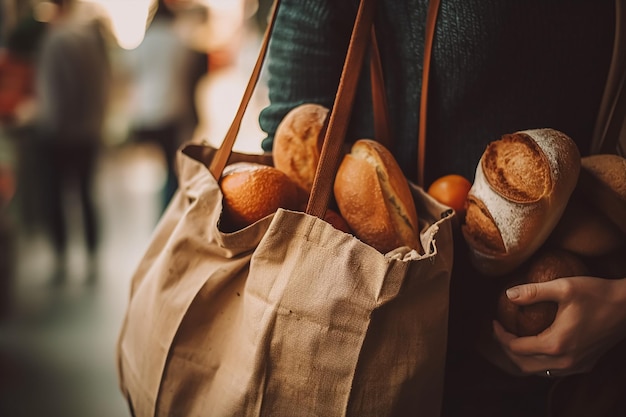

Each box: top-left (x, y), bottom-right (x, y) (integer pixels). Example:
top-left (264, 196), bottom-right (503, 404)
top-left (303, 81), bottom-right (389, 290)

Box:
top-left (362, 0), bottom-right (615, 184)
top-left (127, 20), bottom-right (195, 128)
top-left (36, 20), bottom-right (111, 140)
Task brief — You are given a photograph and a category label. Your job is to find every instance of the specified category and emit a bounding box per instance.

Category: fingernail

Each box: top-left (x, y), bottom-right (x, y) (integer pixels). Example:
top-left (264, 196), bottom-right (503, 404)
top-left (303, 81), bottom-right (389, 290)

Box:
top-left (506, 287), bottom-right (520, 300)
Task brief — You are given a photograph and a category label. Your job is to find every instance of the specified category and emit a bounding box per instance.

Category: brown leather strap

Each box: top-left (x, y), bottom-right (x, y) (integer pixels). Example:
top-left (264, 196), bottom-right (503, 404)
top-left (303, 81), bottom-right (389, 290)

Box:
top-left (306, 0), bottom-right (377, 218)
top-left (591, 0), bottom-right (626, 156)
top-left (370, 24), bottom-right (392, 148)
top-left (417, 0), bottom-right (441, 187)
top-left (209, 0), bottom-right (280, 180)
top-left (209, 0), bottom-right (376, 219)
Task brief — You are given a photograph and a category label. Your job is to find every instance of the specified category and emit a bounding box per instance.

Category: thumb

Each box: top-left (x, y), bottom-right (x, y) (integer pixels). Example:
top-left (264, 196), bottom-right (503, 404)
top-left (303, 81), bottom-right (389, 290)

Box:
top-left (505, 280), bottom-right (560, 306)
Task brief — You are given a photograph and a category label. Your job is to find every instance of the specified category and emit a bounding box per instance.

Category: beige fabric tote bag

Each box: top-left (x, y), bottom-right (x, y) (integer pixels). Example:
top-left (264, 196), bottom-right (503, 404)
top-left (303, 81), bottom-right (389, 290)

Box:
top-left (117, 0), bottom-right (455, 416)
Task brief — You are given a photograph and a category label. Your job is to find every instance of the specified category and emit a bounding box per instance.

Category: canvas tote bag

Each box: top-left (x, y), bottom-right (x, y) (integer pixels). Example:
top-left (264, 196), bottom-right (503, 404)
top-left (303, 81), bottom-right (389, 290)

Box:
top-left (116, 0), bottom-right (455, 416)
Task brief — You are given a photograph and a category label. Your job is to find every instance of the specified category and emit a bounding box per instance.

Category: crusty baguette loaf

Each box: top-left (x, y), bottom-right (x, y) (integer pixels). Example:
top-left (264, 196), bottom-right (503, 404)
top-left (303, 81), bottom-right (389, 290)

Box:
top-left (219, 162), bottom-right (299, 232)
top-left (462, 129), bottom-right (580, 276)
top-left (334, 139), bottom-right (421, 254)
top-left (272, 103), bottom-right (329, 202)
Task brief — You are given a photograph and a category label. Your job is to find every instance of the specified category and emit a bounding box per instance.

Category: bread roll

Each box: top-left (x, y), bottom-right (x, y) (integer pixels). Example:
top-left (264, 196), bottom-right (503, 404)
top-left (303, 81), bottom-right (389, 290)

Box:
top-left (549, 190), bottom-right (624, 257)
top-left (462, 129), bottom-right (580, 276)
top-left (334, 139), bottom-right (421, 254)
top-left (272, 103), bottom-right (329, 201)
top-left (577, 154), bottom-right (626, 235)
top-left (496, 248), bottom-right (588, 337)
top-left (219, 162), bottom-right (299, 232)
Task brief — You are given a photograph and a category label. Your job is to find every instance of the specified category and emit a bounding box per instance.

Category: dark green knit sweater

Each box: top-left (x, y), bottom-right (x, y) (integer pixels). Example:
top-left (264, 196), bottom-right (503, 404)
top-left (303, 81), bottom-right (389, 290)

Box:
top-left (259, 0), bottom-right (614, 185)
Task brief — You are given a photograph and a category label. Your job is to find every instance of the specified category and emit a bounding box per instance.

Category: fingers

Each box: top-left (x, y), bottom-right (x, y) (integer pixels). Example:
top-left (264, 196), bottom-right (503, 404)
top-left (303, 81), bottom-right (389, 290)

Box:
top-left (505, 278), bottom-right (570, 306)
top-left (493, 319), bottom-right (517, 346)
top-left (494, 320), bottom-right (555, 356)
top-left (493, 276), bottom-right (610, 377)
top-left (493, 320), bottom-right (588, 377)
top-left (493, 321), bottom-right (549, 374)
top-left (493, 320), bottom-right (567, 376)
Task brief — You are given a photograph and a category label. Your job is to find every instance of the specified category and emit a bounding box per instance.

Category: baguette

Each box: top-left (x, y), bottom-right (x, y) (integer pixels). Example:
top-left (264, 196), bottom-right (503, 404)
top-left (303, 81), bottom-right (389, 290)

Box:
top-left (334, 139), bottom-right (421, 254)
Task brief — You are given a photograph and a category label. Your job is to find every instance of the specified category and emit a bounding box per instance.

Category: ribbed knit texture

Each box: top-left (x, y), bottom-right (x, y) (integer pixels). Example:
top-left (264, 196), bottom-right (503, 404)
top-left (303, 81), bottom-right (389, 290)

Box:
top-left (259, 0), bottom-right (614, 185)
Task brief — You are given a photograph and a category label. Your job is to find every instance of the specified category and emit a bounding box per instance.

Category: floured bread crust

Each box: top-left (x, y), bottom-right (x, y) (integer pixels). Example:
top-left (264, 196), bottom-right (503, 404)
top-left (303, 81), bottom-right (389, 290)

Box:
top-left (463, 195), bottom-right (505, 255)
top-left (462, 128), bottom-right (581, 276)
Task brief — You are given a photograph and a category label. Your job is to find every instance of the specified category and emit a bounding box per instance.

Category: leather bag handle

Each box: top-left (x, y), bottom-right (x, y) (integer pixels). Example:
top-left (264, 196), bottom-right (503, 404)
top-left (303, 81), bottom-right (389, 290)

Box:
top-left (306, 0), bottom-right (377, 217)
top-left (208, 0), bottom-right (378, 219)
top-left (370, 24), bottom-right (392, 148)
top-left (208, 1), bottom-right (280, 180)
top-left (417, 0), bottom-right (442, 187)
top-left (368, 0), bottom-right (441, 186)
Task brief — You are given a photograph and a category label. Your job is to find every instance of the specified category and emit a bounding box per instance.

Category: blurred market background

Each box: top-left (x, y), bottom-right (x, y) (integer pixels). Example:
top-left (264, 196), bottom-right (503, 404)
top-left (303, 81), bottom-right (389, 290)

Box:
top-left (0, 0), bottom-right (271, 415)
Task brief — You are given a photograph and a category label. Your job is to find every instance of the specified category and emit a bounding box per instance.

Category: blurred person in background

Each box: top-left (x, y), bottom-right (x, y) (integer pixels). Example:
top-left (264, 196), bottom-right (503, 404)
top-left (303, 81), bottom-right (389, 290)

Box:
top-left (0, 9), bottom-right (46, 234)
top-left (0, 17), bottom-right (41, 125)
top-left (0, 128), bottom-right (16, 320)
top-left (125, 0), bottom-right (207, 213)
top-left (0, 3), bottom-right (46, 317)
top-left (33, 0), bottom-right (112, 285)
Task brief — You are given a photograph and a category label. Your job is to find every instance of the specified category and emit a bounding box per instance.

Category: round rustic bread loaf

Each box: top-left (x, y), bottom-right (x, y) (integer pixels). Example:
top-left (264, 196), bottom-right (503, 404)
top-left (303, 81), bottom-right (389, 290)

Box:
top-left (462, 129), bottom-right (581, 276)
top-left (272, 103), bottom-right (329, 201)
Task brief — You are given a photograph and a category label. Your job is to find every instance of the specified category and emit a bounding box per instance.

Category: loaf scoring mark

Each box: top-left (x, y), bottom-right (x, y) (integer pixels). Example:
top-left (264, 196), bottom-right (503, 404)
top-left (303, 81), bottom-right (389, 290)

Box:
top-left (370, 164), bottom-right (418, 246)
top-left (482, 133), bottom-right (551, 203)
top-left (470, 161), bottom-right (544, 254)
top-left (387, 194), bottom-right (415, 230)
top-left (526, 128), bottom-right (581, 191)
top-left (462, 195), bottom-right (506, 254)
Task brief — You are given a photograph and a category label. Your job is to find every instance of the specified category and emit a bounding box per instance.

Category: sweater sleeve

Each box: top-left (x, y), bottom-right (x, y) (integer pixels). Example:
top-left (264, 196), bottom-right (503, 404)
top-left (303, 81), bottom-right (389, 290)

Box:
top-left (258, 0), bottom-right (358, 152)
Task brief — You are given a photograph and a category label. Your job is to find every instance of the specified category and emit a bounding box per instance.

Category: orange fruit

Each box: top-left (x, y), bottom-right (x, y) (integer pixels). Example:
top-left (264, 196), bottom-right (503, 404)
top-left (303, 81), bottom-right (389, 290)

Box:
top-left (220, 163), bottom-right (299, 231)
top-left (427, 174), bottom-right (472, 216)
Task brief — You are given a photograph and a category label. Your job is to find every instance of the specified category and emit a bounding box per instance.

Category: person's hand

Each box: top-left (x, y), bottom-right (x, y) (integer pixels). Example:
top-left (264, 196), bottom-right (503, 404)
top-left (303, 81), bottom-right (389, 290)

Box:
top-left (492, 275), bottom-right (626, 378)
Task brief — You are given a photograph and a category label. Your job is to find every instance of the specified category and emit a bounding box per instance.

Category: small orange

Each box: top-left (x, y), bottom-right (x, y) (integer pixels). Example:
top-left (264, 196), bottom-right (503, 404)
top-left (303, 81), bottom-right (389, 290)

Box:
top-left (427, 174), bottom-right (472, 216)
